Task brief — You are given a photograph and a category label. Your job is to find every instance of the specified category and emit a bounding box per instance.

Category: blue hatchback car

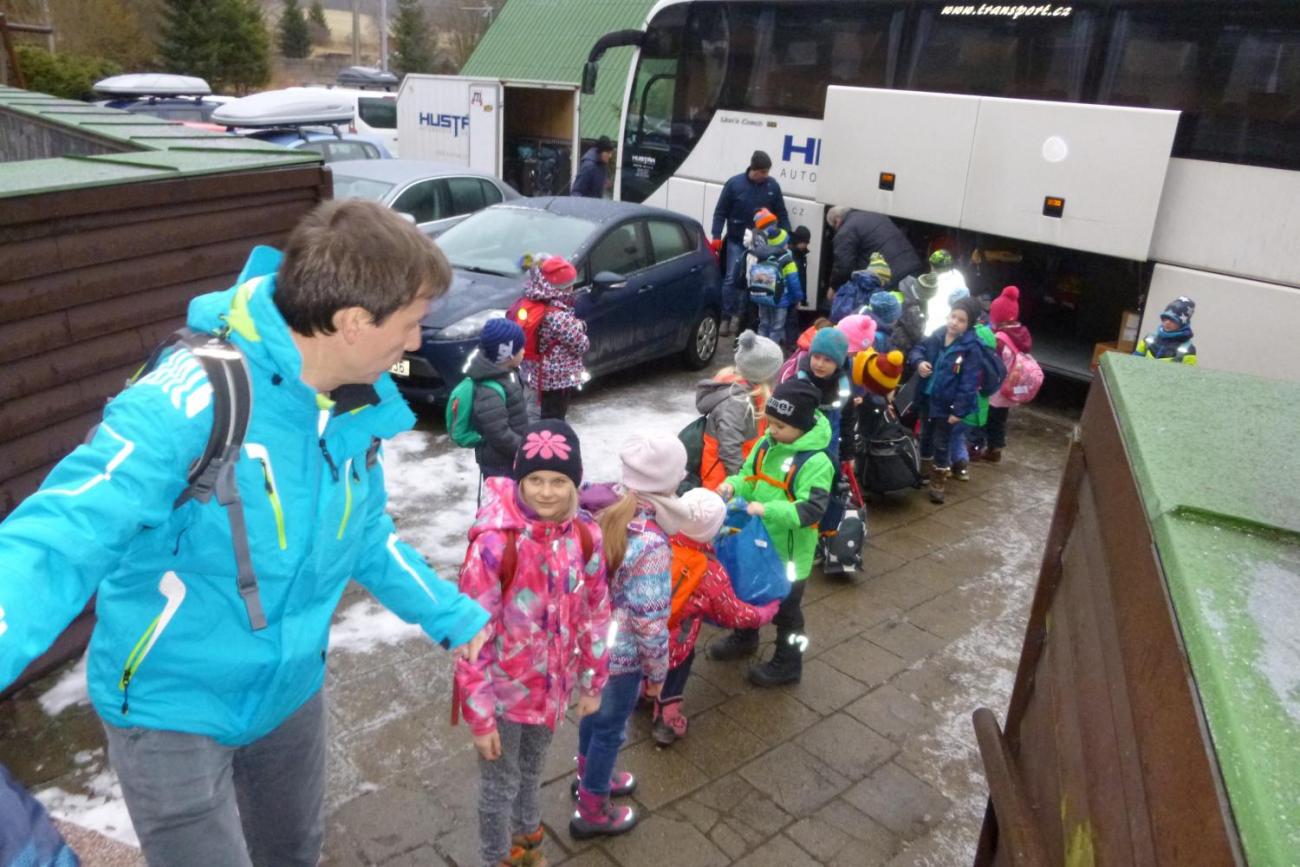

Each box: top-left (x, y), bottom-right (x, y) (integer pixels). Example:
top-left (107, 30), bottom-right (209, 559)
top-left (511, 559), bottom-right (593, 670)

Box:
top-left (391, 197), bottom-right (722, 403)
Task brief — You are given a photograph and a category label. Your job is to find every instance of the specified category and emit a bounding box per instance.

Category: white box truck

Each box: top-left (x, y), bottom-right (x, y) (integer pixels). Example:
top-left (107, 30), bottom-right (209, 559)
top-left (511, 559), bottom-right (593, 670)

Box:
top-left (397, 75), bottom-right (580, 197)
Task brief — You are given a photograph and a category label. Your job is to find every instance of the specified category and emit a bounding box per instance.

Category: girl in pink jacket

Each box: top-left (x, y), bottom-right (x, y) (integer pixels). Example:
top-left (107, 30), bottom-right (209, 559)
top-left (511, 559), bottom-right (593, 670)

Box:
top-left (455, 419), bottom-right (610, 867)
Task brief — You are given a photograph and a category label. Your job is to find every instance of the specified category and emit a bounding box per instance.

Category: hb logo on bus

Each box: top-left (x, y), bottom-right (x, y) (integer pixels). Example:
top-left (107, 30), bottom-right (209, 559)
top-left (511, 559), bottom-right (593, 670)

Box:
top-left (782, 135), bottom-right (822, 166)
top-left (419, 113), bottom-right (471, 137)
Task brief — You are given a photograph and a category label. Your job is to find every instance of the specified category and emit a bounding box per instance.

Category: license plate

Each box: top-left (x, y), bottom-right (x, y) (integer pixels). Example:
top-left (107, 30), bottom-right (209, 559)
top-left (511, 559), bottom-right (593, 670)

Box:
top-left (390, 359), bottom-right (410, 377)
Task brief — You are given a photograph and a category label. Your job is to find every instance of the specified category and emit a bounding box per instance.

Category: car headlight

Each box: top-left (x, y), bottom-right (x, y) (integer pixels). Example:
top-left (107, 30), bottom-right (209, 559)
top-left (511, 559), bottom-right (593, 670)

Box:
top-left (437, 308), bottom-right (507, 341)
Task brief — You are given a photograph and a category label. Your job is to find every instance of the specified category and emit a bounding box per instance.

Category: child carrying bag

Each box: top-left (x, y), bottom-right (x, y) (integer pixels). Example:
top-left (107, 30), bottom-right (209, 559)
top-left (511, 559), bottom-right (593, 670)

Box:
top-left (714, 499), bottom-right (790, 606)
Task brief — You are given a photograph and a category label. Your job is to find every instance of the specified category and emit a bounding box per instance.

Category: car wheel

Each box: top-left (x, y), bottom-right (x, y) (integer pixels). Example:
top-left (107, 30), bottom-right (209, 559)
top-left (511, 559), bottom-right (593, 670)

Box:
top-left (682, 310), bottom-right (719, 370)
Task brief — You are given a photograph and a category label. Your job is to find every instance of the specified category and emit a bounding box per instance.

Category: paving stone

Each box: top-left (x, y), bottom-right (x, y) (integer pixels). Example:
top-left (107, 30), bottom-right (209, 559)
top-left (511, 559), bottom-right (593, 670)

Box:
top-left (904, 587), bottom-right (990, 641)
top-left (613, 737), bottom-right (711, 810)
top-left (599, 813), bottom-right (729, 867)
top-left (553, 849), bottom-right (618, 867)
top-left (539, 777), bottom-right (594, 856)
top-left (689, 646), bottom-right (758, 698)
top-left (843, 763), bottom-right (951, 840)
top-left (861, 496), bottom-right (933, 534)
top-left (895, 516), bottom-right (972, 551)
top-left (708, 819), bottom-right (750, 860)
top-left (737, 742), bottom-right (851, 817)
top-left (845, 685), bottom-right (943, 742)
top-left (866, 562), bottom-right (957, 612)
top-left (739, 832), bottom-right (822, 866)
top-left (862, 544), bottom-right (909, 578)
top-left (671, 708), bottom-right (767, 777)
top-left (680, 670), bottom-right (729, 717)
top-left (329, 787), bottom-right (444, 864)
top-left (798, 598), bottom-right (873, 655)
top-left (799, 713), bottom-right (897, 782)
top-left (714, 689), bottom-right (820, 745)
top-left (434, 817), bottom-right (480, 867)
top-left (688, 774), bottom-right (791, 848)
top-left (336, 703), bottom-right (453, 785)
top-left (539, 718), bottom-right (581, 785)
top-left (660, 798), bottom-right (720, 835)
top-left (779, 658), bottom-right (871, 715)
top-left (889, 657), bottom-right (966, 709)
top-left (868, 527), bottom-right (943, 561)
top-left (381, 845), bottom-right (440, 866)
top-left (864, 619), bottom-right (949, 664)
top-left (329, 652), bottom-right (445, 737)
top-left (820, 637), bottom-right (908, 688)
top-left (786, 798), bottom-right (900, 866)
top-left (815, 584), bottom-right (903, 634)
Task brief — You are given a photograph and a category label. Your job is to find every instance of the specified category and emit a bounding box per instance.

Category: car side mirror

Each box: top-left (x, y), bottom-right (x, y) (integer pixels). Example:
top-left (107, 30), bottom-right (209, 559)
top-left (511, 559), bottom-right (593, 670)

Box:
top-left (592, 270), bottom-right (626, 293)
top-left (581, 61), bottom-right (599, 96)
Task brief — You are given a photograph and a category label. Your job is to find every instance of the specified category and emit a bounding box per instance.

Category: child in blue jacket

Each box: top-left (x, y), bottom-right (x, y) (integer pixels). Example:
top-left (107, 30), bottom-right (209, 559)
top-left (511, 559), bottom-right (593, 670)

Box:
top-left (908, 296), bottom-right (983, 504)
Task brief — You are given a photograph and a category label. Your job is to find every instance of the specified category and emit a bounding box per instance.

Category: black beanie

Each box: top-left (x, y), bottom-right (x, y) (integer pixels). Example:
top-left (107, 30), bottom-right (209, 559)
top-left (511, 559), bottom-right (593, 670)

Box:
top-left (953, 296), bottom-right (982, 327)
top-left (766, 379), bottom-right (821, 433)
top-left (792, 225), bottom-right (811, 244)
top-left (513, 419), bottom-right (583, 486)
top-left (749, 150), bottom-right (772, 171)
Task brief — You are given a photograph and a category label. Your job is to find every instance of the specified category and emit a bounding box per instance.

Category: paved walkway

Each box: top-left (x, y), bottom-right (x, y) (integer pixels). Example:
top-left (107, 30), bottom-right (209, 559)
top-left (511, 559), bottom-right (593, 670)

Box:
top-left (321, 408), bottom-right (1070, 867)
top-left (1, 405), bottom-right (1072, 867)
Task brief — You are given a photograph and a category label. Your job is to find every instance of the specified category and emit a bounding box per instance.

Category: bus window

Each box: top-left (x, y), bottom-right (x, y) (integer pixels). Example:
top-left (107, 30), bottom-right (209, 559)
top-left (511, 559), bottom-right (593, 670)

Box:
top-left (906, 9), bottom-right (1093, 101)
top-left (1101, 9), bottom-right (1300, 171)
top-left (722, 2), bottom-right (897, 118)
top-left (622, 4), bottom-right (686, 202)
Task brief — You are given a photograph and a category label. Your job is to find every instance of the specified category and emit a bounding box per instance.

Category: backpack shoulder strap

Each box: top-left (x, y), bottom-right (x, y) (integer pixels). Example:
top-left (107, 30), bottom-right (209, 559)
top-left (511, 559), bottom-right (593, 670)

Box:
top-left (575, 518), bottom-right (594, 565)
top-left (480, 379), bottom-right (508, 401)
top-left (499, 529), bottom-right (519, 597)
top-left (780, 449), bottom-right (820, 502)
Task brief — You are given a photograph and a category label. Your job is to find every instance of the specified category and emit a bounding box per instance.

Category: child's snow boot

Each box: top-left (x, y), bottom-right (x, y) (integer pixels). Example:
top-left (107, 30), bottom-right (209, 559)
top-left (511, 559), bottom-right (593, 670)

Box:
top-left (510, 827), bottom-right (548, 867)
top-left (951, 460), bottom-right (970, 481)
top-left (748, 633), bottom-right (804, 687)
top-left (707, 628), bottom-right (759, 661)
top-left (571, 755), bottom-right (637, 799)
top-left (652, 699), bottom-right (689, 747)
top-left (498, 845), bottom-right (529, 867)
top-left (569, 787), bottom-right (638, 840)
top-left (985, 447), bottom-right (1002, 463)
top-left (920, 457), bottom-right (934, 485)
top-left (928, 467), bottom-right (949, 504)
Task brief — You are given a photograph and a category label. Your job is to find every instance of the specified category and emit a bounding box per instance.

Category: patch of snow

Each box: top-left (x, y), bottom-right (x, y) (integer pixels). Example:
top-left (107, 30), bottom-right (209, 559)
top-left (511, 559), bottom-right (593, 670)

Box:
top-left (1247, 561), bottom-right (1300, 722)
top-left (35, 769), bottom-right (138, 849)
top-left (37, 654), bottom-right (90, 716)
top-left (329, 598), bottom-right (425, 654)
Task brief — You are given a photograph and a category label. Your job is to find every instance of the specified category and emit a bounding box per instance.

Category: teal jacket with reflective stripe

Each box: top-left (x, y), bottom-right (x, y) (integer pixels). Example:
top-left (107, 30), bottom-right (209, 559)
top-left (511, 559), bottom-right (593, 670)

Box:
top-left (0, 246), bottom-right (489, 745)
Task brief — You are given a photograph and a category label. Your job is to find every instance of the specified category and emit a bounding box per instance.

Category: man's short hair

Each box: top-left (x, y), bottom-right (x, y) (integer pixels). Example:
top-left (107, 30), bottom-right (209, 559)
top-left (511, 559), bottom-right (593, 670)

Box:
top-left (826, 205), bottom-right (851, 229)
top-left (274, 199), bottom-right (453, 336)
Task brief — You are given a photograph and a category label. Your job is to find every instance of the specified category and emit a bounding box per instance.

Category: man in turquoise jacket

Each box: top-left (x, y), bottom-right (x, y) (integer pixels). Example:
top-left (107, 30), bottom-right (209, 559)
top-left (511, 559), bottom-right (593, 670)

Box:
top-left (0, 200), bottom-right (490, 866)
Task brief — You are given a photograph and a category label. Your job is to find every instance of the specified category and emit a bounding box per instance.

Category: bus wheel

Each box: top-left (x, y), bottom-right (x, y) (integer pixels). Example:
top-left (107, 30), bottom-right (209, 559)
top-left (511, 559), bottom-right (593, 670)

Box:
top-left (683, 310), bottom-right (719, 370)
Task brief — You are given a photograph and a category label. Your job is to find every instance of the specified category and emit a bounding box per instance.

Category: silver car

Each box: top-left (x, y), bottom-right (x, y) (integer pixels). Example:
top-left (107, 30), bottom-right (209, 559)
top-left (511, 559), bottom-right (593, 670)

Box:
top-left (329, 160), bottom-right (520, 237)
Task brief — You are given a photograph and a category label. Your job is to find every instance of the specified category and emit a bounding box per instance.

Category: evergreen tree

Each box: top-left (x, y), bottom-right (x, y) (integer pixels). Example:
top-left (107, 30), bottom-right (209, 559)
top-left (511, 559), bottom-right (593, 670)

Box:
top-left (307, 0), bottom-right (330, 45)
top-left (277, 0), bottom-right (312, 58)
top-left (390, 0), bottom-right (434, 77)
top-left (209, 0), bottom-right (271, 93)
top-left (157, 0), bottom-right (215, 79)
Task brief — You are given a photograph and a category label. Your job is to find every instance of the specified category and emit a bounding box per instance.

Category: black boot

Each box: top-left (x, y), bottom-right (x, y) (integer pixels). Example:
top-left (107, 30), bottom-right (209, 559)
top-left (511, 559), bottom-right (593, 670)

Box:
top-left (748, 634), bottom-right (804, 687)
top-left (708, 629), bottom-right (759, 661)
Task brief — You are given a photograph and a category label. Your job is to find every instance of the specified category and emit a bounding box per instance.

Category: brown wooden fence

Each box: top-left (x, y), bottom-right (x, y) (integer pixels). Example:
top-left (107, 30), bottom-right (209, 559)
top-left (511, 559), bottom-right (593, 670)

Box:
top-left (0, 165), bottom-right (332, 516)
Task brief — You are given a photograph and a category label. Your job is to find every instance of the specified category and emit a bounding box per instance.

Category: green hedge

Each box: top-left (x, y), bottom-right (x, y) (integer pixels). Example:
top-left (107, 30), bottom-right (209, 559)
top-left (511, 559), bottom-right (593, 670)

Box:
top-left (15, 45), bottom-right (122, 101)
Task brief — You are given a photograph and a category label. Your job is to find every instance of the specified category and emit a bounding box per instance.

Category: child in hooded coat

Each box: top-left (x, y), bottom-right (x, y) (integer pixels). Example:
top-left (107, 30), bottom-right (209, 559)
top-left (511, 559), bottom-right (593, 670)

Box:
top-left (570, 437), bottom-right (683, 840)
top-left (519, 256), bottom-right (589, 421)
top-left (694, 331), bottom-right (784, 489)
top-left (456, 420), bottom-right (611, 867)
top-left (713, 379), bottom-right (836, 687)
top-left (653, 489), bottom-right (779, 746)
top-left (466, 318), bottom-right (530, 479)
top-left (981, 285), bottom-right (1033, 463)
top-left (909, 297), bottom-right (983, 504)
top-left (1134, 296), bottom-right (1198, 364)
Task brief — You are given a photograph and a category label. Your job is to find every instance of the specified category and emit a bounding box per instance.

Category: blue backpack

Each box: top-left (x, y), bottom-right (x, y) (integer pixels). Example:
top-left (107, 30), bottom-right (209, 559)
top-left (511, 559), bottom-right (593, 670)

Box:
top-left (973, 327), bottom-right (1008, 398)
top-left (830, 271), bottom-right (882, 323)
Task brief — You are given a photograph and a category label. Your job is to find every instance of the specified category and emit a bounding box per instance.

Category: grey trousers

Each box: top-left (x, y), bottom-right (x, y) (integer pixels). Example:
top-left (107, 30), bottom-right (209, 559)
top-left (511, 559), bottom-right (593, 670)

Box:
top-left (103, 691), bottom-right (327, 867)
top-left (478, 719), bottom-right (554, 867)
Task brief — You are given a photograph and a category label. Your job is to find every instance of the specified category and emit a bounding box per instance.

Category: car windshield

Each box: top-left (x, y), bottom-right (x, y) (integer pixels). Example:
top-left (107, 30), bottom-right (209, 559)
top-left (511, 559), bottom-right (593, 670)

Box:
top-left (437, 207), bottom-right (595, 275)
top-left (332, 174), bottom-right (395, 201)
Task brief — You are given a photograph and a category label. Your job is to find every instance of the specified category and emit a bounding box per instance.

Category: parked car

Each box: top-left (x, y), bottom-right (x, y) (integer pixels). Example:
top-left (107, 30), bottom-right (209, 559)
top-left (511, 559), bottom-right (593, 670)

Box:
top-left (390, 197), bottom-right (722, 403)
top-left (93, 73), bottom-right (233, 123)
top-left (331, 159), bottom-right (518, 237)
top-left (290, 86), bottom-right (399, 155)
top-left (211, 90), bottom-right (392, 162)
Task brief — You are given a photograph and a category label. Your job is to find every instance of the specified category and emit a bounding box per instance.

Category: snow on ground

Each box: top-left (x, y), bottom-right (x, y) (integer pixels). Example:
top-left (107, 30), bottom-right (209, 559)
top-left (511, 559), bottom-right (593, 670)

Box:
top-left (36, 759), bottom-right (139, 848)
top-left (38, 653), bottom-right (90, 716)
top-left (329, 597), bottom-right (426, 653)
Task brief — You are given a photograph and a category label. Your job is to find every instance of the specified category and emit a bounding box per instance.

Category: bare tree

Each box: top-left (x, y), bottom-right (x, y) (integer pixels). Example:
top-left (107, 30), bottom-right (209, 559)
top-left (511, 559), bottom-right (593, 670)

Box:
top-left (438, 0), bottom-right (501, 72)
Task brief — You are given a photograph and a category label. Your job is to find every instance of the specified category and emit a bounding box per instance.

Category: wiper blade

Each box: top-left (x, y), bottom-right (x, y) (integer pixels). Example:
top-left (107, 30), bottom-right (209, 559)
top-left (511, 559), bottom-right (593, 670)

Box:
top-left (454, 264), bottom-right (512, 277)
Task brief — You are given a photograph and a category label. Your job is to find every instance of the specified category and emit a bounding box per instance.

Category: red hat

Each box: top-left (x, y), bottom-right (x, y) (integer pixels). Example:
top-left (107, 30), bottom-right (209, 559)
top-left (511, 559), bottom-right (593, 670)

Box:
top-left (753, 208), bottom-right (777, 231)
top-left (989, 285), bottom-right (1021, 326)
top-left (540, 255), bottom-right (577, 288)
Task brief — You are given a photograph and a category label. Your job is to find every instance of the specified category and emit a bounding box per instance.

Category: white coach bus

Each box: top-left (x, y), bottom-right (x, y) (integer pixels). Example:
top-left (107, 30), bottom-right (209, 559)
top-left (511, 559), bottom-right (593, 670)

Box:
top-left (583, 0), bottom-right (1300, 380)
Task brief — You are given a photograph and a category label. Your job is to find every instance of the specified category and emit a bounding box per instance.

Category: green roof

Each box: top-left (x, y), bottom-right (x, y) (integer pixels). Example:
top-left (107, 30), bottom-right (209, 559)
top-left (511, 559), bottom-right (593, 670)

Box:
top-left (0, 86), bottom-right (319, 199)
top-left (1101, 352), bottom-right (1300, 865)
top-left (460, 0), bottom-right (654, 143)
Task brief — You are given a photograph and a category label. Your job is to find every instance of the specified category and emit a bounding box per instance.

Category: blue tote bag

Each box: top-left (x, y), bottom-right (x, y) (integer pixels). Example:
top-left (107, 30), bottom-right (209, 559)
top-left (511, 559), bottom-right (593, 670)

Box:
top-left (714, 499), bottom-right (791, 606)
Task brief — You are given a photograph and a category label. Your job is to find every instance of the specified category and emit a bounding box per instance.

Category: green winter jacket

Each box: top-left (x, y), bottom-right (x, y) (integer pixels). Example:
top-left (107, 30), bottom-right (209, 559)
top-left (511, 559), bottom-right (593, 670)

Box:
top-left (725, 414), bottom-right (835, 581)
top-left (962, 323), bottom-right (998, 427)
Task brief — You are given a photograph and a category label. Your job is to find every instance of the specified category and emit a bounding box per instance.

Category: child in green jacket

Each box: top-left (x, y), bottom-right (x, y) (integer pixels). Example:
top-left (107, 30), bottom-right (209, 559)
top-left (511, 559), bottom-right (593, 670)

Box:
top-left (710, 379), bottom-right (835, 686)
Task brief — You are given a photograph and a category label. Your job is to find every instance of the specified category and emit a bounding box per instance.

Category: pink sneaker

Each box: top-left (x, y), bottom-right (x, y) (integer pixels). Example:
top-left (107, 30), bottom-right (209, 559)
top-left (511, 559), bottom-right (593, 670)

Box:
top-left (653, 700), bottom-right (689, 746)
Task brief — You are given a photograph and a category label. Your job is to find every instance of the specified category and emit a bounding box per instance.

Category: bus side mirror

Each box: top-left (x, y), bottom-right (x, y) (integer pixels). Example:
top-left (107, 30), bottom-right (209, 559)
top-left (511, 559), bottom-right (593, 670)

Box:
top-left (581, 61), bottom-right (598, 96)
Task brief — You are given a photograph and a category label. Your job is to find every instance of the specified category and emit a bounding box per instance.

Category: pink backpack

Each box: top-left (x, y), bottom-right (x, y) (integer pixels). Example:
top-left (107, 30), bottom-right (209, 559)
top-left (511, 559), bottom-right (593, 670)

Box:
top-left (777, 349), bottom-right (804, 384)
top-left (996, 332), bottom-right (1043, 405)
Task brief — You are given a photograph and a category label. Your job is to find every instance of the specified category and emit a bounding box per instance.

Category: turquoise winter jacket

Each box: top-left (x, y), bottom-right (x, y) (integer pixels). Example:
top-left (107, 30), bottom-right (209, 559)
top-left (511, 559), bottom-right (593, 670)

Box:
top-left (0, 246), bottom-right (489, 745)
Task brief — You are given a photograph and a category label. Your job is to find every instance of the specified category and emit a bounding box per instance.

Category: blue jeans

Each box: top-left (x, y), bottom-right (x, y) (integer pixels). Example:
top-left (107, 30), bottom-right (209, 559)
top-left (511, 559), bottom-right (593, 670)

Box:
top-left (578, 671), bottom-right (643, 795)
top-left (918, 416), bottom-right (956, 471)
top-left (660, 651), bottom-right (694, 704)
top-left (950, 422), bottom-right (971, 465)
top-left (721, 239), bottom-right (747, 318)
top-left (756, 305), bottom-right (788, 342)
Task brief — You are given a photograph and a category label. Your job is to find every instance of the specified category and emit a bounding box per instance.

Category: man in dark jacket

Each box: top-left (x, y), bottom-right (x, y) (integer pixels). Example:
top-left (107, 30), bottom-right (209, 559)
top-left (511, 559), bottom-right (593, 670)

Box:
top-left (468, 319), bottom-right (530, 477)
top-left (570, 136), bottom-right (614, 198)
top-left (712, 150), bottom-right (791, 335)
top-left (826, 207), bottom-right (924, 292)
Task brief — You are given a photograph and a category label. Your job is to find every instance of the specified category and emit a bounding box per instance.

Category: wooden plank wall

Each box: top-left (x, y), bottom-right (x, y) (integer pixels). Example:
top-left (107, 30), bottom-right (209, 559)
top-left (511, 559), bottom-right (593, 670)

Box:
top-left (0, 165), bottom-right (332, 516)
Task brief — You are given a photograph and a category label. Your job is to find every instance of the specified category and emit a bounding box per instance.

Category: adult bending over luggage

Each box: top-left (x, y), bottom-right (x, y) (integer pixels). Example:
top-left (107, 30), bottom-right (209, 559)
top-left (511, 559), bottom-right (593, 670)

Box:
top-left (0, 200), bottom-right (491, 867)
top-left (826, 207), bottom-right (924, 293)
